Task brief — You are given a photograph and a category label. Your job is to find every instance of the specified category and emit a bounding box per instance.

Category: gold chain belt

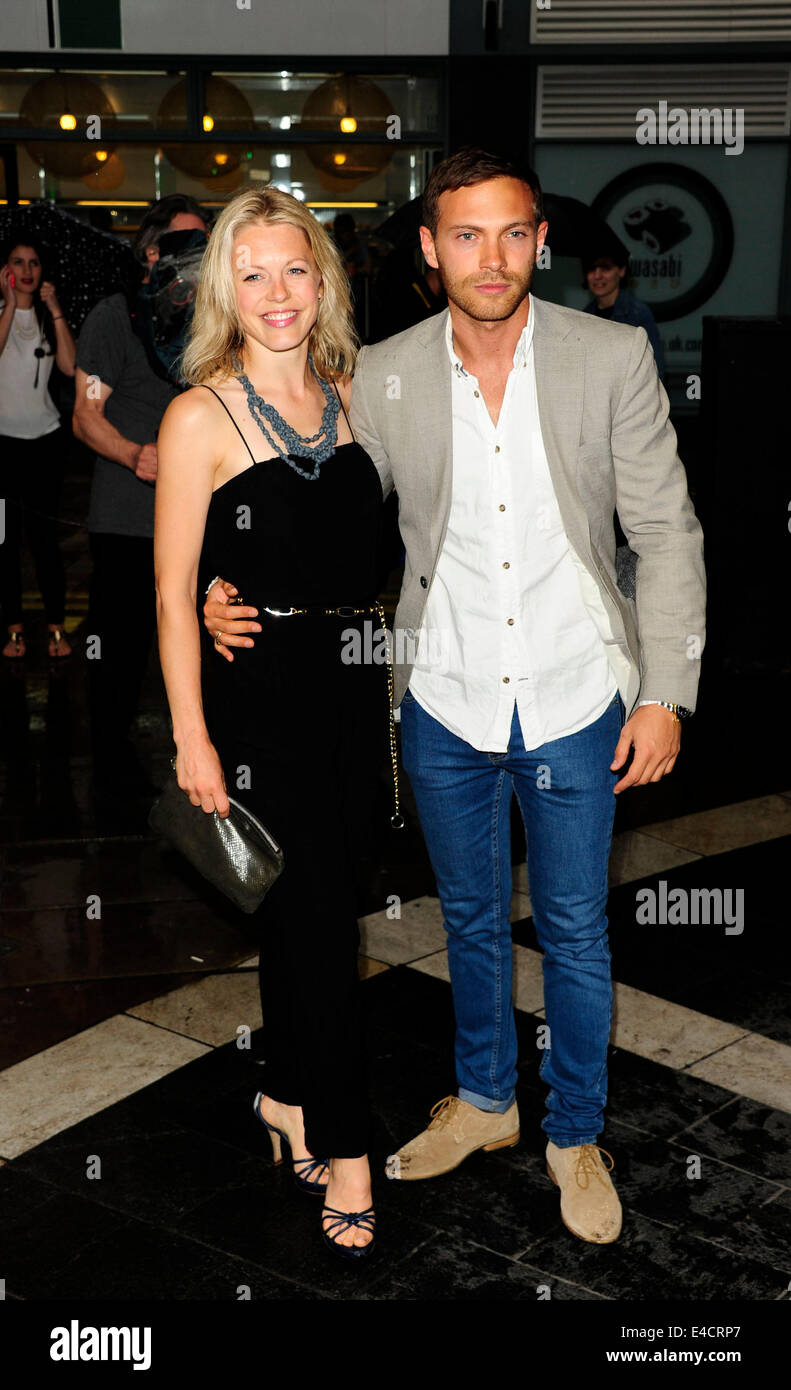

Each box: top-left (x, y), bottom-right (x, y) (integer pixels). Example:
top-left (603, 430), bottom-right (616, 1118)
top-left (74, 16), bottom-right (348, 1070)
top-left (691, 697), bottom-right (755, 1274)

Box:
top-left (253, 598), bottom-right (404, 830)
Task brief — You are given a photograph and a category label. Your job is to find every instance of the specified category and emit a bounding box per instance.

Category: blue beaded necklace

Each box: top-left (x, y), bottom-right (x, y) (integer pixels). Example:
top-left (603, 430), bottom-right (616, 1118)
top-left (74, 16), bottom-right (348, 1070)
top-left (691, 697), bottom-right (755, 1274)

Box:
top-left (233, 350), bottom-right (339, 482)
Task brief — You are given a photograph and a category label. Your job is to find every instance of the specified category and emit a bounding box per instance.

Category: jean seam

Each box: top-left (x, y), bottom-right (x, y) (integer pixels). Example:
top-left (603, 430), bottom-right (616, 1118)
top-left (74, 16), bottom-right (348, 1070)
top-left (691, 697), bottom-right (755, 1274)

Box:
top-left (488, 767), bottom-right (507, 1102)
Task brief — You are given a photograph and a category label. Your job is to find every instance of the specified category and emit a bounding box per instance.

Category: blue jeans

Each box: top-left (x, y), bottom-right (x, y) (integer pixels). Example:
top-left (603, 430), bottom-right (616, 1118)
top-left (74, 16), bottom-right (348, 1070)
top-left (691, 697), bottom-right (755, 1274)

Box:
top-left (399, 690), bottom-right (623, 1147)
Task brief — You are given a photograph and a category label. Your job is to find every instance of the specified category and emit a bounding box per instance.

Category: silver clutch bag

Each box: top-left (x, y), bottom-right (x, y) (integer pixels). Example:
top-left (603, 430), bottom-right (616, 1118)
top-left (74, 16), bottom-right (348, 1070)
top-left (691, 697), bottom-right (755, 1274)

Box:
top-left (148, 773), bottom-right (285, 914)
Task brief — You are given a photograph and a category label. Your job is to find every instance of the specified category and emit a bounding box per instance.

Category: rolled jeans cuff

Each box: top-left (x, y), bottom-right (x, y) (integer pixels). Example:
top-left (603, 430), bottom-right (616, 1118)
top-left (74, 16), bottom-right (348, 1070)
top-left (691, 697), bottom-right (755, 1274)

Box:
top-left (458, 1086), bottom-right (515, 1114)
top-left (545, 1133), bottom-right (601, 1148)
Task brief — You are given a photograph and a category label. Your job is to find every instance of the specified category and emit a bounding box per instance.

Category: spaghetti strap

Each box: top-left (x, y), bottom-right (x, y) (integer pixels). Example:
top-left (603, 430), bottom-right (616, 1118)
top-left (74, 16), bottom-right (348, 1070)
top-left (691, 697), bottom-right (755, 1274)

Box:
top-left (200, 383), bottom-right (257, 465)
top-left (331, 379), bottom-right (356, 444)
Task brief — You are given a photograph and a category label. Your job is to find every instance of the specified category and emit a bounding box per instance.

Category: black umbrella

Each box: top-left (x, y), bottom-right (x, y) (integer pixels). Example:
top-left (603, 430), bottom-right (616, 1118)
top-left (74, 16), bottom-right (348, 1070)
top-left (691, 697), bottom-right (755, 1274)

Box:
top-left (542, 193), bottom-right (628, 263)
top-left (0, 203), bottom-right (136, 334)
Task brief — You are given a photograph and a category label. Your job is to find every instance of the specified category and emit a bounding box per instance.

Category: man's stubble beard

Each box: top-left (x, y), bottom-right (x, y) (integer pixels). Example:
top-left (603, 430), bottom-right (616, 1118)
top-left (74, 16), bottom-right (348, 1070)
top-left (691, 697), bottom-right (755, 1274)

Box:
top-left (433, 252), bottom-right (536, 322)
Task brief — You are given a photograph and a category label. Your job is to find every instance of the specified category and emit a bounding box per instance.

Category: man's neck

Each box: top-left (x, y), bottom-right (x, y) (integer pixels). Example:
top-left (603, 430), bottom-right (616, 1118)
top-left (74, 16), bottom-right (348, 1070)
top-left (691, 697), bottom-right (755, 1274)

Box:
top-left (448, 294), bottom-right (530, 375)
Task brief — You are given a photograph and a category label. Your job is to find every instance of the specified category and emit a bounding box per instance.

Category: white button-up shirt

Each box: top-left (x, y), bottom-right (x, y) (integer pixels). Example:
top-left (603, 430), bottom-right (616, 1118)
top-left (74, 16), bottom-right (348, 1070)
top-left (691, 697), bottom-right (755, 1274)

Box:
top-left (407, 296), bottom-right (617, 752)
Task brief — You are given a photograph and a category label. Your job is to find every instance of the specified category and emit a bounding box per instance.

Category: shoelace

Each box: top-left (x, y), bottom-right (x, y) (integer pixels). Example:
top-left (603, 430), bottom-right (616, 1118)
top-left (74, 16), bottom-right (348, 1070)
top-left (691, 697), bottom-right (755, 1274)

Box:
top-left (428, 1096), bottom-right (460, 1130)
top-left (574, 1144), bottom-right (615, 1189)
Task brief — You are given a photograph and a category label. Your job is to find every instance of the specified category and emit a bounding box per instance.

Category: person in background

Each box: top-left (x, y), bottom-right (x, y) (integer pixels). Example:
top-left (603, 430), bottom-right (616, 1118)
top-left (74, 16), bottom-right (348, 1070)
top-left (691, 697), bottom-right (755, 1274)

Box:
top-left (332, 213), bottom-right (371, 279)
top-left (583, 248), bottom-right (665, 379)
top-left (72, 194), bottom-right (209, 795)
top-left (0, 231), bottom-right (76, 660)
top-left (371, 244), bottom-right (447, 340)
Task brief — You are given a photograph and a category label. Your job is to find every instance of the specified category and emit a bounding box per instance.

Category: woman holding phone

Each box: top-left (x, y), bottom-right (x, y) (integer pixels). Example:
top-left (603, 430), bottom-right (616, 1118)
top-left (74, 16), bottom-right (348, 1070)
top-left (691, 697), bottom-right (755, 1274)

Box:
top-left (154, 188), bottom-right (392, 1259)
top-left (0, 231), bottom-right (76, 659)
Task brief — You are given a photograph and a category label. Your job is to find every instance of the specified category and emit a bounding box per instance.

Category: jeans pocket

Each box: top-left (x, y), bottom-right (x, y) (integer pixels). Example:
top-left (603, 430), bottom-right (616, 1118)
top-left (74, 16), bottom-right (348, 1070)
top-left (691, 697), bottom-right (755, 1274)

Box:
top-left (400, 686), bottom-right (416, 705)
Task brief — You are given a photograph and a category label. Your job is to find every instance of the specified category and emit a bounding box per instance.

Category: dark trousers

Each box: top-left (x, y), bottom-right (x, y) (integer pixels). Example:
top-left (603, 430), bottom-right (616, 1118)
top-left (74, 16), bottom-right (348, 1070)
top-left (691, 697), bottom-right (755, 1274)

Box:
top-left (210, 654), bottom-right (387, 1159)
top-left (0, 426), bottom-right (67, 627)
top-left (87, 530), bottom-right (157, 752)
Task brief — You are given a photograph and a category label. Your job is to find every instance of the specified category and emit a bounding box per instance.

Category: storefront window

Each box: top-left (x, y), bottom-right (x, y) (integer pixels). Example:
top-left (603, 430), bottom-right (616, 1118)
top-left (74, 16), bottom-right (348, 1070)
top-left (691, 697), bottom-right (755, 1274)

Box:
top-left (1, 65), bottom-right (441, 228)
top-left (9, 141), bottom-right (439, 240)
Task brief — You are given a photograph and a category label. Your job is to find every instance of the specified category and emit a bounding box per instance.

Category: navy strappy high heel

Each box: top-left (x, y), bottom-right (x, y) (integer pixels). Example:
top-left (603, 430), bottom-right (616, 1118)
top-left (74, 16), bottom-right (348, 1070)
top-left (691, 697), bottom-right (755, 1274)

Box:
top-left (253, 1092), bottom-right (329, 1196)
top-left (322, 1205), bottom-right (377, 1260)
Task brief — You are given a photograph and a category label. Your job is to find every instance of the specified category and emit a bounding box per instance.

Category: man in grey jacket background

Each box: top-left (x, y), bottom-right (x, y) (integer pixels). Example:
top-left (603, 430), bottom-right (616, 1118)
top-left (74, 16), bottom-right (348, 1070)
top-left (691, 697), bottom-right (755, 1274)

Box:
top-left (204, 149), bottom-right (705, 1245)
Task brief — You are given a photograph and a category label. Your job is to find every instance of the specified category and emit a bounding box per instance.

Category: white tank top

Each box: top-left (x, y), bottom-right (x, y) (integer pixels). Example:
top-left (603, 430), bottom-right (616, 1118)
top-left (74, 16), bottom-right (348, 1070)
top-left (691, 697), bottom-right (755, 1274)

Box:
top-left (0, 305), bottom-right (61, 439)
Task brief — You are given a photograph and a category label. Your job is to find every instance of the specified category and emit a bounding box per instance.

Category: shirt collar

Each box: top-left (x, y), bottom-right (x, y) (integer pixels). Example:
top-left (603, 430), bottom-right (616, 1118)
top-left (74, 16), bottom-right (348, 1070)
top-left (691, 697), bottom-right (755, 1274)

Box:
top-left (445, 293), bottom-right (534, 375)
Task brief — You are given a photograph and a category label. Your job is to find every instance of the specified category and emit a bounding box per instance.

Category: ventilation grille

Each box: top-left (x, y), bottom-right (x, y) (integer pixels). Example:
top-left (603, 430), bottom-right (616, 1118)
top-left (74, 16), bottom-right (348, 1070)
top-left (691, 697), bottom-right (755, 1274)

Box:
top-left (531, 0), bottom-right (791, 45)
top-left (536, 64), bottom-right (791, 138)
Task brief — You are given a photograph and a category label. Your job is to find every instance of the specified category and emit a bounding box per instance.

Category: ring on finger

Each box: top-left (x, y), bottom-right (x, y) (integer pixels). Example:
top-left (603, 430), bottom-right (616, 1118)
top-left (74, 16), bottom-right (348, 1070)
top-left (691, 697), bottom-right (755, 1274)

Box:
top-left (214, 630), bottom-right (223, 645)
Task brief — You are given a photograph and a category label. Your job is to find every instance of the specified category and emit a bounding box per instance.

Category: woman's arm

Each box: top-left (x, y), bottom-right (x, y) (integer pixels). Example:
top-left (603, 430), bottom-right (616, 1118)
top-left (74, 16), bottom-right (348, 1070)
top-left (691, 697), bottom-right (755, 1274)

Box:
top-left (39, 282), bottom-right (76, 375)
top-left (51, 314), bottom-right (77, 377)
top-left (154, 388), bottom-right (230, 815)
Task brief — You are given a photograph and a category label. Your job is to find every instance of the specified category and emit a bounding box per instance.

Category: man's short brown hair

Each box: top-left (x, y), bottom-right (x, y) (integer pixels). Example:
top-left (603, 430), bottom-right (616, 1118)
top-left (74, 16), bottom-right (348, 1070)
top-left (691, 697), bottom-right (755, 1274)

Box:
top-left (422, 148), bottom-right (544, 237)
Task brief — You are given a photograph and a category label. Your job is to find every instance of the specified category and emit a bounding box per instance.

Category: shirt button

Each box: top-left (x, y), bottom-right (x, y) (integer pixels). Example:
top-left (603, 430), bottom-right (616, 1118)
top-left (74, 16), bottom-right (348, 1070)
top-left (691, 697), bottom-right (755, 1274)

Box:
top-left (474, 390), bottom-right (480, 397)
top-left (507, 618), bottom-right (514, 626)
top-left (503, 676), bottom-right (510, 683)
top-left (502, 561), bottom-right (510, 569)
top-left (494, 445), bottom-right (500, 453)
top-left (498, 504), bottom-right (506, 511)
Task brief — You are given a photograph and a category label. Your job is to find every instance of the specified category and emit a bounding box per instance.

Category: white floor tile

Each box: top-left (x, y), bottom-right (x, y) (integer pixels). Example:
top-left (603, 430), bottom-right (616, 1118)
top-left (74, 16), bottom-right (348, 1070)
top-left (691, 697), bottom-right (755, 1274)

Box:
top-left (358, 896), bottom-right (447, 964)
top-left (685, 1033), bottom-right (791, 1113)
top-left (0, 1016), bottom-right (210, 1158)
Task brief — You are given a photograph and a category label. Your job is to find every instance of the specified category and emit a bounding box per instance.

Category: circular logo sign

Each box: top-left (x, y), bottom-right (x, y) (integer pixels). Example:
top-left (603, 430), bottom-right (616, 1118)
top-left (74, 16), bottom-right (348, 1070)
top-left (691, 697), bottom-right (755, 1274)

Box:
top-left (592, 163), bottom-right (733, 322)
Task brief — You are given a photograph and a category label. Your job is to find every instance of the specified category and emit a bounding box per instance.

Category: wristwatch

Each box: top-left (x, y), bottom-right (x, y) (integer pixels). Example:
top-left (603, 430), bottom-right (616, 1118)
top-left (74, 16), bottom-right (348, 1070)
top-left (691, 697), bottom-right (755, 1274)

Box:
top-left (639, 700), bottom-right (692, 722)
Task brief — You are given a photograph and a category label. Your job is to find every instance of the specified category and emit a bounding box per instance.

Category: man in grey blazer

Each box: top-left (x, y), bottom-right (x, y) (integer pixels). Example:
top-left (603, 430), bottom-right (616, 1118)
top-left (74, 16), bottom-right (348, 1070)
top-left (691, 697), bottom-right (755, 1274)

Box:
top-left (204, 150), bottom-right (705, 1244)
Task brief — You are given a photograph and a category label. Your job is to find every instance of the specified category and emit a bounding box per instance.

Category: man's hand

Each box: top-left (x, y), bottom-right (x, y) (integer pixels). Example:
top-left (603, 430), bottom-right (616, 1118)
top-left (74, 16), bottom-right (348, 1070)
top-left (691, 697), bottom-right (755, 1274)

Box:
top-left (203, 577), bottom-right (261, 664)
top-left (611, 705), bottom-right (681, 794)
top-left (133, 442), bottom-right (158, 482)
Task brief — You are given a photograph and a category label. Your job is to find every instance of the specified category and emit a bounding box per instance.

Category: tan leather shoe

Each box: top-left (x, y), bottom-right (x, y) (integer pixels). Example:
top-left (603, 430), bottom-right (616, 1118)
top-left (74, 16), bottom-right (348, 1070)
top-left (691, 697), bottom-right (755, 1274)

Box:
top-left (545, 1141), bottom-right (622, 1243)
top-left (385, 1095), bottom-right (520, 1181)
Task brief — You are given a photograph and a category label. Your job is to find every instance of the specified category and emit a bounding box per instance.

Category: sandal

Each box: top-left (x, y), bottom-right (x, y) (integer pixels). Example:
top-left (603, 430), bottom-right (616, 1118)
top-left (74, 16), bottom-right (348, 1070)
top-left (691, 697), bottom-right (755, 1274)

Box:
top-left (2, 627), bottom-right (26, 659)
top-left (321, 1204), bottom-right (377, 1260)
top-left (47, 626), bottom-right (72, 660)
top-left (253, 1092), bottom-right (329, 1196)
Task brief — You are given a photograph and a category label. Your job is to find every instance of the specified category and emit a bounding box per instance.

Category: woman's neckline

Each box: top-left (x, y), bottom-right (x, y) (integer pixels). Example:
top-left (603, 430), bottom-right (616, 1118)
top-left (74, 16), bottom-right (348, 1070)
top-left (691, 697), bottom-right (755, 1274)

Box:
top-left (210, 440), bottom-right (359, 497)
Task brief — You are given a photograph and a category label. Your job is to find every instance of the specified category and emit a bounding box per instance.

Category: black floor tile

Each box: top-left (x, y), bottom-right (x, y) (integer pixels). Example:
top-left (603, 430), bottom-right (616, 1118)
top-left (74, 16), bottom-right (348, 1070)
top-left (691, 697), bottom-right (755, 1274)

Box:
top-left (361, 1230), bottom-right (607, 1301)
top-left (30, 1218), bottom-right (318, 1300)
top-left (604, 1121), bottom-right (791, 1273)
top-left (0, 838), bottom-right (206, 911)
top-left (361, 966), bottom-right (458, 1053)
top-left (518, 1210), bottom-right (790, 1301)
top-left (376, 1145), bottom-right (558, 1259)
top-left (674, 1097), bottom-right (791, 1186)
top-left (0, 1165), bottom-right (128, 1297)
top-left (176, 1177), bottom-right (439, 1299)
top-left (662, 969), bottom-right (791, 1047)
top-left (0, 898), bottom-right (254, 990)
top-left (14, 1112), bottom-right (264, 1228)
top-left (603, 1044), bottom-right (739, 1141)
top-left (513, 838), bottom-right (791, 1045)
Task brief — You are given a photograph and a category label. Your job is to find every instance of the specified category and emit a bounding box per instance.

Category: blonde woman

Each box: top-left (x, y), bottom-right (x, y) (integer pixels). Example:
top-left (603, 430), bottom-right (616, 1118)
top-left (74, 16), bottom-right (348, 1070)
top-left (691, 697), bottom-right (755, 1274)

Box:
top-left (154, 189), bottom-right (389, 1259)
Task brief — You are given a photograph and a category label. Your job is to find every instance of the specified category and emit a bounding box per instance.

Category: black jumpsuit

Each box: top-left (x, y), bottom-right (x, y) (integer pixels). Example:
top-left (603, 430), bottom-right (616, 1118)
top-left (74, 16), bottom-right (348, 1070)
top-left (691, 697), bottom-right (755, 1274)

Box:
top-left (197, 384), bottom-right (388, 1157)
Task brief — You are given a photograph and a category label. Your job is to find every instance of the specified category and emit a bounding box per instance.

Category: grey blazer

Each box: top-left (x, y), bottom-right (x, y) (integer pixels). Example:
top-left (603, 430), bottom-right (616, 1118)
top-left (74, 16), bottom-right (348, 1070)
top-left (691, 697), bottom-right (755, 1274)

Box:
top-left (348, 296), bottom-right (705, 716)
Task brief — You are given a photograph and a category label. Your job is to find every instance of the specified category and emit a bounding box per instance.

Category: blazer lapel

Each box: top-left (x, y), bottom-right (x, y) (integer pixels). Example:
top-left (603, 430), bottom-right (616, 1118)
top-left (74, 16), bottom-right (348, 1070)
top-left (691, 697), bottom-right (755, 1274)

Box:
top-left (531, 295), bottom-right (591, 561)
top-left (410, 309), bottom-right (454, 550)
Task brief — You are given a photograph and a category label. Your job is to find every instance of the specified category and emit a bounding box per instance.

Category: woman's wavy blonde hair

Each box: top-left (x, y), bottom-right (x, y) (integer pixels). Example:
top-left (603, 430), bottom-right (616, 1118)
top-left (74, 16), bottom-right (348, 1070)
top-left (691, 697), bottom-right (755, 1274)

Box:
top-left (179, 187), bottom-right (358, 385)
